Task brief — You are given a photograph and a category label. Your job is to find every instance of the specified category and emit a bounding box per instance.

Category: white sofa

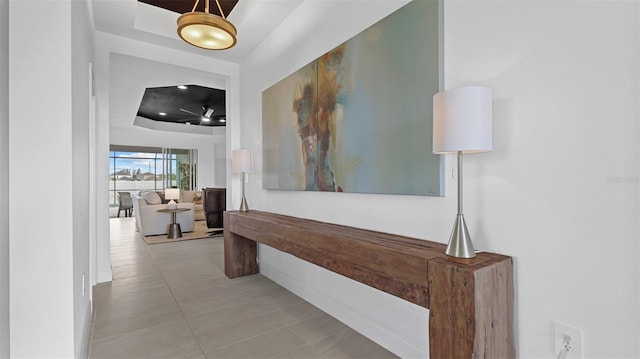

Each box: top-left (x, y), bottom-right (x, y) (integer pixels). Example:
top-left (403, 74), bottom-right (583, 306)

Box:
top-left (180, 190), bottom-right (205, 221)
top-left (132, 191), bottom-right (195, 237)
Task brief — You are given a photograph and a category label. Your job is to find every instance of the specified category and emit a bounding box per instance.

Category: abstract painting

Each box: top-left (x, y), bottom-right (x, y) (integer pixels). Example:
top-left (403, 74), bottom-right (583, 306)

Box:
top-left (262, 0), bottom-right (442, 196)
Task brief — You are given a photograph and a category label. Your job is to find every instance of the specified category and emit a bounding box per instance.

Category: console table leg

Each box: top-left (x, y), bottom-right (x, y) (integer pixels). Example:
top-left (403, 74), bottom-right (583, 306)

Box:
top-left (224, 231), bottom-right (258, 278)
top-left (428, 257), bottom-right (514, 359)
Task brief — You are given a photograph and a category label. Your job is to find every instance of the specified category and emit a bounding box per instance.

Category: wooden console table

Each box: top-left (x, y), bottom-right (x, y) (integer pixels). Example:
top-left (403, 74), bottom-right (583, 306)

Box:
top-left (224, 210), bottom-right (514, 358)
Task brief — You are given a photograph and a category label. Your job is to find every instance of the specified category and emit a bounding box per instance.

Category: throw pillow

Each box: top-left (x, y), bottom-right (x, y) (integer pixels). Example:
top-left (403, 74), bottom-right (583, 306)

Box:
top-left (141, 190), bottom-right (162, 205)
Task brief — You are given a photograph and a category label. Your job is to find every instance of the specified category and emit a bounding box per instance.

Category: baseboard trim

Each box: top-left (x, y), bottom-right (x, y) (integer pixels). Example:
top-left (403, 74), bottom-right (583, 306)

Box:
top-left (260, 261), bottom-right (429, 359)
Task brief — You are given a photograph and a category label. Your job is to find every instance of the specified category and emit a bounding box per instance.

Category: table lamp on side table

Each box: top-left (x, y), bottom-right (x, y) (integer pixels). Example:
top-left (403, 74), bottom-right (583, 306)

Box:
top-left (165, 188), bottom-right (180, 210)
top-left (433, 86), bottom-right (493, 259)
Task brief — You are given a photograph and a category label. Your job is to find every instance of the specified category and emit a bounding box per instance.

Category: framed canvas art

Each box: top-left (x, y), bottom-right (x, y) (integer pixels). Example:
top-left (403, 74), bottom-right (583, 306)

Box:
top-left (263, 0), bottom-right (442, 196)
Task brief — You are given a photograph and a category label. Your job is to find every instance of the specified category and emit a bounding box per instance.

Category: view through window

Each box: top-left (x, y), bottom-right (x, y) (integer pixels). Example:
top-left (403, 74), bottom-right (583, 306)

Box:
top-left (109, 145), bottom-right (197, 206)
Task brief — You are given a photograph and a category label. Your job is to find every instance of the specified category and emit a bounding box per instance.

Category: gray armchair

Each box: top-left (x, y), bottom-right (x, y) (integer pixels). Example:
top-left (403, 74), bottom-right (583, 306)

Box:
top-left (117, 192), bottom-right (133, 217)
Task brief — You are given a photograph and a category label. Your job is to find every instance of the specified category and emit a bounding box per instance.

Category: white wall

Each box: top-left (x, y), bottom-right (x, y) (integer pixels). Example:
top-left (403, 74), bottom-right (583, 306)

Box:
top-left (0, 0), bottom-right (9, 357)
top-left (240, 1), bottom-right (639, 358)
top-left (71, 0), bottom-right (95, 357)
top-left (445, 1), bottom-right (638, 357)
top-left (9, 1), bottom-right (76, 357)
top-left (94, 31), bottom-right (240, 283)
top-left (214, 143), bottom-right (227, 187)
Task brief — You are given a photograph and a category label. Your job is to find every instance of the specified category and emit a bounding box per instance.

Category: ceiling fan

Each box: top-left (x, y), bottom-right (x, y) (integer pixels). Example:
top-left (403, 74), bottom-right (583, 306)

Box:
top-left (178, 106), bottom-right (225, 125)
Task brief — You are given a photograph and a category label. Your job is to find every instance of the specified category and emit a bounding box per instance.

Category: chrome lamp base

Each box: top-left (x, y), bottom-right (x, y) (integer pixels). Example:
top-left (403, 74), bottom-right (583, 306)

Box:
top-left (239, 171), bottom-right (249, 212)
top-left (239, 194), bottom-right (249, 212)
top-left (445, 214), bottom-right (476, 259)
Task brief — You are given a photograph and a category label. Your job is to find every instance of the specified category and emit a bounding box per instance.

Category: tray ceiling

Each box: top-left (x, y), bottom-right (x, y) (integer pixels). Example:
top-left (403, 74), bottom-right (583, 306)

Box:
top-left (138, 0), bottom-right (239, 17)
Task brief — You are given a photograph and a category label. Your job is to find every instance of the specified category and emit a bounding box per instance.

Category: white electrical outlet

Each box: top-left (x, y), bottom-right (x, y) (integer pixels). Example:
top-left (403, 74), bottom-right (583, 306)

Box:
top-left (554, 321), bottom-right (583, 358)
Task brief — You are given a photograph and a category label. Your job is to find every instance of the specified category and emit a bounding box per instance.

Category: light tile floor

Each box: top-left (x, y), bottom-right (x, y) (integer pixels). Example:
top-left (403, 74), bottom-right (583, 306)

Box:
top-left (89, 218), bottom-right (398, 359)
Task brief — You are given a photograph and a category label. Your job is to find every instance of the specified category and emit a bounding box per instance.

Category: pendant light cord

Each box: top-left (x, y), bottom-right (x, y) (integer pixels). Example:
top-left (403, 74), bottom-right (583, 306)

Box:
top-left (190, 0), bottom-right (225, 18)
top-left (214, 0), bottom-right (226, 19)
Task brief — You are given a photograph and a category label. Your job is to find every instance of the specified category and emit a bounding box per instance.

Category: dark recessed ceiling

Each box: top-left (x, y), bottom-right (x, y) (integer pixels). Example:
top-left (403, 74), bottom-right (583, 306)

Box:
top-left (138, 0), bottom-right (239, 18)
top-left (137, 85), bottom-right (226, 127)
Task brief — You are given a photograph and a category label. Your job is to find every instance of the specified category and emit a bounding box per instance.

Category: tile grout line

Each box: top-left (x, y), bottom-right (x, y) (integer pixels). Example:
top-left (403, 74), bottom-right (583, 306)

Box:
top-left (140, 229), bottom-right (211, 358)
top-left (182, 291), bottom-right (300, 354)
top-left (211, 324), bottom-right (307, 358)
top-left (207, 303), bottom-right (332, 357)
top-left (91, 224), bottom-right (174, 348)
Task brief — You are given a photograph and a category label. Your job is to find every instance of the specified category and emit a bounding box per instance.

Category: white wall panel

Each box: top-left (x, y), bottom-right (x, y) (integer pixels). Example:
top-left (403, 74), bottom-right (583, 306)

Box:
top-left (71, 0), bottom-right (95, 356)
top-left (9, 1), bottom-right (75, 357)
top-left (0, 0), bottom-right (9, 356)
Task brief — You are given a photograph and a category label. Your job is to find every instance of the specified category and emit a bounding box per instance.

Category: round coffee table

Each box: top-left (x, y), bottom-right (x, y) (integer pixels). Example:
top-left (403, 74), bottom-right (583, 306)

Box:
top-left (157, 208), bottom-right (190, 239)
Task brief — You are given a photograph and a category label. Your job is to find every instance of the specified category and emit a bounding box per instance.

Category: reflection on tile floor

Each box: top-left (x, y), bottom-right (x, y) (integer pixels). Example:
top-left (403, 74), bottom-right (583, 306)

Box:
top-left (89, 218), bottom-right (398, 358)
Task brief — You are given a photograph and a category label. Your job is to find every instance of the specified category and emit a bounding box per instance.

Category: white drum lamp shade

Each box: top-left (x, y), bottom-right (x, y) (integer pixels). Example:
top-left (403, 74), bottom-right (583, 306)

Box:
top-left (433, 86), bottom-right (493, 154)
top-left (165, 188), bottom-right (181, 201)
top-left (232, 149), bottom-right (252, 173)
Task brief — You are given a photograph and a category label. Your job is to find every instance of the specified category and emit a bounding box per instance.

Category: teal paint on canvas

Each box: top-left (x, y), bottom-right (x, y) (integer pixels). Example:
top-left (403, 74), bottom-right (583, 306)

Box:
top-left (262, 0), bottom-right (442, 196)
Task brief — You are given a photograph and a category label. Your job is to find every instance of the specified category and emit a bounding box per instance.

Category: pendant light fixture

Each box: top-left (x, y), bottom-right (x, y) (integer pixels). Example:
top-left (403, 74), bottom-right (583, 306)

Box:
top-left (177, 0), bottom-right (237, 50)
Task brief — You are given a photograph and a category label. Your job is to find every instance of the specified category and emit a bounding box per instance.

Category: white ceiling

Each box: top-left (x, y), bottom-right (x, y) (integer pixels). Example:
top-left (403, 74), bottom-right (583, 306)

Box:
top-left (91, 0), bottom-right (305, 64)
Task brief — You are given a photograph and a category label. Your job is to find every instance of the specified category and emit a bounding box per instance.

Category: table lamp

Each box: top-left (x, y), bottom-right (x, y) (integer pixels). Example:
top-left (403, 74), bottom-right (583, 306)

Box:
top-left (165, 188), bottom-right (181, 210)
top-left (232, 149), bottom-right (252, 212)
top-left (433, 86), bottom-right (493, 258)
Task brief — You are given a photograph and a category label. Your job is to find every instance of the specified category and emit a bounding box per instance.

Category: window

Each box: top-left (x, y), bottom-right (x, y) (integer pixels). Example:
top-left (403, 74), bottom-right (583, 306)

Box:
top-left (109, 145), bottom-right (197, 206)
